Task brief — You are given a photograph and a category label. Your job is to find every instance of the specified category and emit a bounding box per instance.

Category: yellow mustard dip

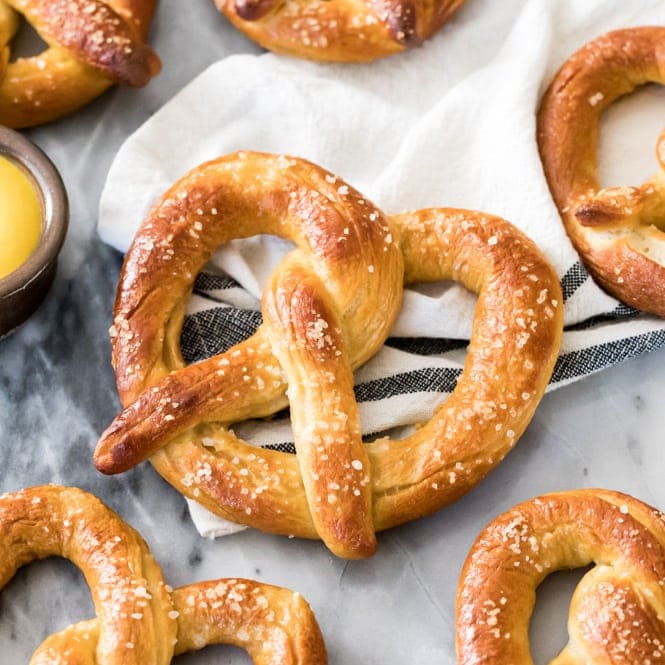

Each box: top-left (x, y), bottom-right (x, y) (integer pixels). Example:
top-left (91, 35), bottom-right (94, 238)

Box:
top-left (0, 155), bottom-right (42, 279)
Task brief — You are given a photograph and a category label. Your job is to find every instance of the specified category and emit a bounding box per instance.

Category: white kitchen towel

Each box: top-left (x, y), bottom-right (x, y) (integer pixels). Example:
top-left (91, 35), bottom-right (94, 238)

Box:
top-left (98, 0), bottom-right (665, 537)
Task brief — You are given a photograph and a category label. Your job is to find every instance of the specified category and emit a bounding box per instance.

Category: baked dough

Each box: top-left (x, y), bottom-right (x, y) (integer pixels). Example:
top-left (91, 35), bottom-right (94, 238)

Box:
top-left (0, 485), bottom-right (327, 664)
top-left (95, 151), bottom-right (563, 559)
top-left (538, 27), bottom-right (665, 317)
top-left (0, 0), bottom-right (160, 128)
top-left (212, 0), bottom-right (464, 62)
top-left (457, 489), bottom-right (665, 663)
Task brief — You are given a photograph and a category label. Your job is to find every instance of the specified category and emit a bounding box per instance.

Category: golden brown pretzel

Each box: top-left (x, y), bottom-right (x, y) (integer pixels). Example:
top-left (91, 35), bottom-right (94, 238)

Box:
top-left (0, 0), bottom-right (160, 128)
top-left (0, 485), bottom-right (327, 664)
top-left (538, 27), bottom-right (665, 317)
top-left (457, 489), bottom-right (665, 664)
top-left (94, 151), bottom-right (563, 559)
top-left (212, 0), bottom-right (464, 62)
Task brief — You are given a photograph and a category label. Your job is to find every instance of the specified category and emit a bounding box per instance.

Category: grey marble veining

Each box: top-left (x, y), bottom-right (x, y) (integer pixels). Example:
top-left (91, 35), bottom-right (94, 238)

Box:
top-left (1, 0), bottom-right (665, 663)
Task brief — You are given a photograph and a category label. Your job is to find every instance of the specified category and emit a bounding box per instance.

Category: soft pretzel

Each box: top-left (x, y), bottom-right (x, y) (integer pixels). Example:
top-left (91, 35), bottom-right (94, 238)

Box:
top-left (94, 151), bottom-right (563, 559)
top-left (457, 489), bottom-right (665, 664)
top-left (212, 0), bottom-right (464, 62)
top-left (0, 0), bottom-right (160, 128)
top-left (0, 485), bottom-right (327, 664)
top-left (538, 27), bottom-right (665, 317)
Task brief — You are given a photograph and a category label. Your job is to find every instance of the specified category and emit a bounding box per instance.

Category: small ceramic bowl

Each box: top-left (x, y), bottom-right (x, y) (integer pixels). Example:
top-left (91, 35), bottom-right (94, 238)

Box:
top-left (0, 127), bottom-right (68, 338)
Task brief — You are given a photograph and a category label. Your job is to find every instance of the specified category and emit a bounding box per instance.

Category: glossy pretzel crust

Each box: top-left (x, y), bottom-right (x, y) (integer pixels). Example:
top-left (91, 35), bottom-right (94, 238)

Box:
top-left (457, 489), bottom-right (665, 664)
top-left (213, 0), bottom-right (464, 62)
top-left (95, 152), bottom-right (563, 559)
top-left (538, 27), bottom-right (665, 317)
top-left (0, 0), bottom-right (160, 128)
top-left (0, 485), bottom-right (327, 665)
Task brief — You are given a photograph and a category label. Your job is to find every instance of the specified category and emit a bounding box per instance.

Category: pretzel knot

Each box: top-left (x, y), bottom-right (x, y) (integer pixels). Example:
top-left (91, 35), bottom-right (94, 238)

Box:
top-left (0, 485), bottom-right (327, 665)
top-left (212, 0), bottom-right (464, 62)
top-left (538, 26), bottom-right (665, 317)
top-left (0, 0), bottom-right (160, 128)
top-left (95, 151), bottom-right (563, 559)
top-left (457, 489), bottom-right (665, 664)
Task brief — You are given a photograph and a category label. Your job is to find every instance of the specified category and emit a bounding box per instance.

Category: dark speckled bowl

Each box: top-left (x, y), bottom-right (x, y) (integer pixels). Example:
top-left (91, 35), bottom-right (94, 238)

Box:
top-left (0, 127), bottom-right (68, 338)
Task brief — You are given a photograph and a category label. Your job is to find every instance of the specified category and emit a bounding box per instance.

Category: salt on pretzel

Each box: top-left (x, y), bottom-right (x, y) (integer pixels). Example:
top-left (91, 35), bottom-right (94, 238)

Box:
top-left (538, 27), bottom-right (665, 317)
top-left (0, 485), bottom-right (327, 664)
top-left (0, 0), bottom-right (160, 128)
top-left (457, 489), bottom-right (665, 663)
top-left (212, 0), bottom-right (464, 62)
top-left (94, 151), bottom-right (563, 559)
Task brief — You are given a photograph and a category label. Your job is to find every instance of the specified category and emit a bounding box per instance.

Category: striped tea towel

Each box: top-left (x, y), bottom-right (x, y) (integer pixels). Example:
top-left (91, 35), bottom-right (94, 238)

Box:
top-left (98, 0), bottom-right (665, 537)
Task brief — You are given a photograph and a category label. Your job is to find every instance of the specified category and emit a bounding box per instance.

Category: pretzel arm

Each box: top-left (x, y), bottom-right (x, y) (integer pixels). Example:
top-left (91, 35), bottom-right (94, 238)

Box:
top-left (263, 255), bottom-right (375, 558)
top-left (233, 0), bottom-right (278, 21)
top-left (95, 333), bottom-right (288, 474)
top-left (571, 186), bottom-right (645, 227)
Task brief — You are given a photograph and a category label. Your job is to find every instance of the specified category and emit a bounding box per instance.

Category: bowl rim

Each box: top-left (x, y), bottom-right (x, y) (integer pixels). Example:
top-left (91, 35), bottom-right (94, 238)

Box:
top-left (0, 126), bottom-right (68, 299)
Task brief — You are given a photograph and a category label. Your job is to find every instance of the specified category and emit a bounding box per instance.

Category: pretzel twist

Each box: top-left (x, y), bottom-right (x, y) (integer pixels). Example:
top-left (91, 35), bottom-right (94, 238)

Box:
top-left (457, 489), bottom-right (665, 664)
top-left (212, 0), bottom-right (464, 62)
top-left (538, 27), bottom-right (665, 317)
top-left (0, 485), bottom-right (327, 665)
top-left (0, 0), bottom-right (160, 128)
top-left (95, 151), bottom-right (563, 559)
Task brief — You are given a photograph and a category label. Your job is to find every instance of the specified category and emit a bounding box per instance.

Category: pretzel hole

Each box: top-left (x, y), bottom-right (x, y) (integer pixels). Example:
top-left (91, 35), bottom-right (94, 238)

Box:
top-left (0, 558), bottom-right (93, 661)
top-left (528, 565), bottom-right (591, 663)
top-left (7, 17), bottom-right (48, 61)
top-left (598, 84), bottom-right (665, 190)
top-left (181, 236), bottom-right (296, 364)
top-left (228, 411), bottom-right (296, 454)
top-left (175, 643), bottom-right (251, 664)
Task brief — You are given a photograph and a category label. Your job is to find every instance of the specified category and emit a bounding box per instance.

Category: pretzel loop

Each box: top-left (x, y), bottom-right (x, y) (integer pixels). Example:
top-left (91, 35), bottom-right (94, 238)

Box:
top-left (0, 0), bottom-right (160, 128)
top-left (457, 490), bottom-right (665, 664)
top-left (538, 27), bottom-right (665, 316)
top-left (1, 485), bottom-right (328, 665)
top-left (171, 581), bottom-right (326, 664)
top-left (0, 485), bottom-right (176, 665)
top-left (96, 152), bottom-right (563, 559)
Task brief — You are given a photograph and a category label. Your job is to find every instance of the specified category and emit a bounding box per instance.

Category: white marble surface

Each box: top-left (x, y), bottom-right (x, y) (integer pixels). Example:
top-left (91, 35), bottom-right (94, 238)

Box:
top-left (1, 1), bottom-right (664, 663)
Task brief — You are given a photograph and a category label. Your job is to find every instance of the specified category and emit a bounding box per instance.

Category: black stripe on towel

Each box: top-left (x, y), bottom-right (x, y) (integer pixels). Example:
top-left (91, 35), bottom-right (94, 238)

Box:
top-left (354, 366), bottom-right (462, 402)
top-left (181, 307), bottom-right (262, 364)
top-left (560, 261), bottom-right (589, 302)
top-left (385, 337), bottom-right (467, 356)
top-left (551, 329), bottom-right (665, 383)
top-left (194, 273), bottom-right (242, 292)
